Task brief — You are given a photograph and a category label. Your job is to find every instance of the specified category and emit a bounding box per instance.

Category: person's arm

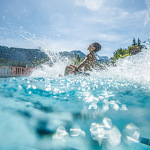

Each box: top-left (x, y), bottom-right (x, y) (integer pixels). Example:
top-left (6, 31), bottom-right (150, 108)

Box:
top-left (69, 64), bottom-right (78, 68)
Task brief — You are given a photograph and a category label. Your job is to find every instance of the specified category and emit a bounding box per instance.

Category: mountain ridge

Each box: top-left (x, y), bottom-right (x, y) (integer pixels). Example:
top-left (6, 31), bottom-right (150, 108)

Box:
top-left (0, 45), bottom-right (48, 63)
top-left (0, 45), bottom-right (109, 67)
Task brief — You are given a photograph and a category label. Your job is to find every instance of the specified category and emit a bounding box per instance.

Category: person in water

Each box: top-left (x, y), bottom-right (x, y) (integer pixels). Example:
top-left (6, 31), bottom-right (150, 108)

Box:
top-left (64, 42), bottom-right (101, 76)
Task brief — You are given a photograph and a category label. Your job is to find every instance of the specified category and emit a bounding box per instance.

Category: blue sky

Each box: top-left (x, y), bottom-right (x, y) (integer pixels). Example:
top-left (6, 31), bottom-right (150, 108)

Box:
top-left (0, 0), bottom-right (150, 56)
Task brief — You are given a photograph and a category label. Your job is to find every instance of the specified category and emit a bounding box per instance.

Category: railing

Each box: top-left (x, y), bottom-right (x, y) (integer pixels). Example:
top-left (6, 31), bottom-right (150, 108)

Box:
top-left (0, 66), bottom-right (34, 77)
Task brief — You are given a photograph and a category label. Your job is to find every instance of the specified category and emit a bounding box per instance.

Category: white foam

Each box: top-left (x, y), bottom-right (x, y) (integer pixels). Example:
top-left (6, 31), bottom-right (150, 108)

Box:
top-left (31, 45), bottom-right (150, 89)
top-left (93, 48), bottom-right (150, 87)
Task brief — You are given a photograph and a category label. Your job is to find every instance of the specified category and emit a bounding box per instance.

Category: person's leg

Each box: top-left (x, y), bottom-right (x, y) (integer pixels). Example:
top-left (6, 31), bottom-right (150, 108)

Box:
top-left (64, 66), bottom-right (73, 76)
top-left (64, 65), bottom-right (79, 76)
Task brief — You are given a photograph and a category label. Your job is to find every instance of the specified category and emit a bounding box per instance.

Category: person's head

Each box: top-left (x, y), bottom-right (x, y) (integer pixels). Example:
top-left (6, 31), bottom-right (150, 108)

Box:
top-left (87, 42), bottom-right (101, 53)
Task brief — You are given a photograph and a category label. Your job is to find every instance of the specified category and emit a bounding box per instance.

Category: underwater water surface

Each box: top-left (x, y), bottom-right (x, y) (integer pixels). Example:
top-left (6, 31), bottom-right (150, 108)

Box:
top-left (0, 50), bottom-right (150, 150)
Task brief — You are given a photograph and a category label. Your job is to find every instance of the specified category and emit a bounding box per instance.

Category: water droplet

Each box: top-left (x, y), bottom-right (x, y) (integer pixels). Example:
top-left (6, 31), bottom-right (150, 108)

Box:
top-left (108, 126), bottom-right (121, 146)
top-left (103, 105), bottom-right (109, 112)
top-left (88, 103), bottom-right (97, 110)
top-left (114, 104), bottom-right (119, 111)
top-left (103, 118), bottom-right (112, 129)
top-left (123, 123), bottom-right (140, 144)
top-left (53, 126), bottom-right (68, 141)
top-left (121, 104), bottom-right (128, 110)
top-left (70, 124), bottom-right (82, 137)
top-left (27, 85), bottom-right (31, 89)
top-left (32, 85), bottom-right (36, 89)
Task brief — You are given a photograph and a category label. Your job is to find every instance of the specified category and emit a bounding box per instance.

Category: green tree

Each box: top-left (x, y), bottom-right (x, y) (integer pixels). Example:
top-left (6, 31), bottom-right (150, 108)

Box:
top-left (113, 48), bottom-right (127, 60)
top-left (70, 55), bottom-right (83, 66)
top-left (113, 50), bottom-right (120, 60)
top-left (132, 38), bottom-right (137, 46)
top-left (137, 38), bottom-right (141, 46)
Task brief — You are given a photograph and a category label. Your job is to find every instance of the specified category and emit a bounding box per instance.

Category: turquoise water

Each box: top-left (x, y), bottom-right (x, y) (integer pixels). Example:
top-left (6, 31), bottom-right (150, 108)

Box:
top-left (0, 75), bottom-right (150, 150)
top-left (0, 50), bottom-right (150, 150)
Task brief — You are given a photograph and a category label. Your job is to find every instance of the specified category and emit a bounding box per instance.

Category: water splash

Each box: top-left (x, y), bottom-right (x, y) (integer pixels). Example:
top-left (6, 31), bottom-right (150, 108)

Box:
top-left (93, 48), bottom-right (150, 87)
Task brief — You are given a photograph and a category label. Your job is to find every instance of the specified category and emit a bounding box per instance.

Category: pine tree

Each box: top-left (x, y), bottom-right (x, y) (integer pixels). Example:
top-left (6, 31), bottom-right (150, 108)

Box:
top-left (132, 38), bottom-right (137, 46)
top-left (137, 38), bottom-right (141, 46)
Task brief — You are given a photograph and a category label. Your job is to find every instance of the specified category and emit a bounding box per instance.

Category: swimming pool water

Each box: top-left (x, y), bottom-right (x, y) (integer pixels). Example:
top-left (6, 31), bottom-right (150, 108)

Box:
top-left (0, 75), bottom-right (150, 150)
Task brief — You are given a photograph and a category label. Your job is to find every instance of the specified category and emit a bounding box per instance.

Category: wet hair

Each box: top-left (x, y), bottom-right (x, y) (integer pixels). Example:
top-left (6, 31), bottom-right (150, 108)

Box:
top-left (92, 42), bottom-right (101, 53)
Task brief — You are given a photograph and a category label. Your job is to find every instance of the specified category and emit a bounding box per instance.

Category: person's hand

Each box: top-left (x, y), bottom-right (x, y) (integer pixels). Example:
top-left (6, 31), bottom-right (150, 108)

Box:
top-left (68, 65), bottom-right (77, 74)
top-left (72, 67), bottom-right (79, 75)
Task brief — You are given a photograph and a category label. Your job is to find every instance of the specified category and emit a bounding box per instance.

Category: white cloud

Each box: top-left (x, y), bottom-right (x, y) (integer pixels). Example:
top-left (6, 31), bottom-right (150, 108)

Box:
top-left (75, 0), bottom-right (103, 11)
top-left (82, 6), bottom-right (147, 31)
top-left (144, 11), bottom-right (150, 26)
top-left (96, 33), bottom-right (122, 42)
top-left (145, 0), bottom-right (150, 10)
top-left (84, 0), bottom-right (103, 11)
top-left (144, 0), bottom-right (150, 25)
top-left (82, 7), bottom-right (129, 25)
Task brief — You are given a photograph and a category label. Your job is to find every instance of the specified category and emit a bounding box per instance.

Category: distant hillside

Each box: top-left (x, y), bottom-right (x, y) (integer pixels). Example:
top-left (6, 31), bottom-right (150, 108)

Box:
top-left (0, 45), bottom-right (49, 67)
top-left (0, 46), bottom-right (48, 62)
top-left (59, 50), bottom-right (86, 59)
top-left (95, 54), bottom-right (110, 62)
top-left (59, 50), bottom-right (109, 62)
